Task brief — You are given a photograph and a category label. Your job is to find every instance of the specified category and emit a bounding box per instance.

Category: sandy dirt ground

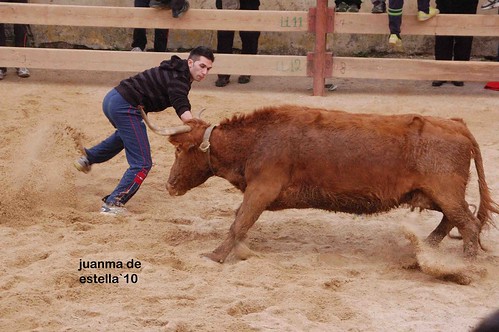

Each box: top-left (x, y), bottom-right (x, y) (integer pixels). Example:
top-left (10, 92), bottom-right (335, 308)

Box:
top-left (0, 69), bottom-right (498, 331)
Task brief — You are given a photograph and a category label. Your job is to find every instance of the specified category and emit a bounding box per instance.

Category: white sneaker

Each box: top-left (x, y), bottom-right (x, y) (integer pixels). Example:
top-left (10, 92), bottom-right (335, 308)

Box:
top-left (16, 67), bottom-right (30, 78)
top-left (74, 156), bottom-right (91, 173)
top-left (131, 47), bottom-right (143, 52)
top-left (0, 69), bottom-right (5, 80)
top-left (100, 203), bottom-right (128, 216)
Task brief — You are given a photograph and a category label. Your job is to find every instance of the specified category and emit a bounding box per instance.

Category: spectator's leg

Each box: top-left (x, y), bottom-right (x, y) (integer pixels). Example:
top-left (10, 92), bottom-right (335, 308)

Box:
top-left (388, 0), bottom-right (403, 35)
top-left (435, 36), bottom-right (454, 60)
top-left (453, 36), bottom-right (473, 61)
top-left (417, 0), bottom-right (430, 13)
top-left (0, 23), bottom-right (6, 74)
top-left (132, 0), bottom-right (150, 50)
top-left (451, 0), bottom-right (478, 61)
top-left (13, 24), bottom-right (28, 47)
top-left (215, 30), bottom-right (235, 85)
top-left (153, 29), bottom-right (169, 52)
top-left (237, 0), bottom-right (261, 83)
top-left (0, 23), bottom-right (6, 47)
top-left (217, 30), bottom-right (235, 54)
top-left (435, 0), bottom-right (451, 13)
top-left (240, 31), bottom-right (260, 55)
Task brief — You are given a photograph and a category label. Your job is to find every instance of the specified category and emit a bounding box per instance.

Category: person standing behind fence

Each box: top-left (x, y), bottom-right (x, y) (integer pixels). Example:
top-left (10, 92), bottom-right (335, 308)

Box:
top-left (131, 0), bottom-right (189, 52)
top-left (0, 0), bottom-right (30, 80)
top-left (215, 0), bottom-right (260, 87)
top-left (387, 0), bottom-right (439, 48)
top-left (432, 0), bottom-right (479, 87)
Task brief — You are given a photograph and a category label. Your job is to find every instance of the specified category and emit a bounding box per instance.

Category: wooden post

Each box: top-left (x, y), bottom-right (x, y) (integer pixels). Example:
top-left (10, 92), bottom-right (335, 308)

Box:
top-left (309, 0), bottom-right (331, 96)
top-left (314, 0), bottom-right (327, 96)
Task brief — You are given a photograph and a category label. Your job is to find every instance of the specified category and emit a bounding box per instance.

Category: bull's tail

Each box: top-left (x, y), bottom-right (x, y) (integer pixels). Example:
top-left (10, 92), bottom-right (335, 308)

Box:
top-left (469, 133), bottom-right (499, 232)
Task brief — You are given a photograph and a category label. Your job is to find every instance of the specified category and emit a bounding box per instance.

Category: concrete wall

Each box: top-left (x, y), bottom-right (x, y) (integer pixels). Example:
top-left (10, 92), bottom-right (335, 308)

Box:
top-left (12, 0), bottom-right (497, 57)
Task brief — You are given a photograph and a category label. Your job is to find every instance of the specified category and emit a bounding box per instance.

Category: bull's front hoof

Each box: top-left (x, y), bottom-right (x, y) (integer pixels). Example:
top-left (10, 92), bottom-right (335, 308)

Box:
top-left (424, 234), bottom-right (443, 247)
top-left (234, 241), bottom-right (258, 260)
top-left (202, 252), bottom-right (225, 263)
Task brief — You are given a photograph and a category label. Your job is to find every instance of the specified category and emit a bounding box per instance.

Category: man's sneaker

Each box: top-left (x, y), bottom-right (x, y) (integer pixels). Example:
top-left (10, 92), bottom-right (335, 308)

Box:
top-left (172, 1), bottom-right (189, 18)
top-left (372, 1), bottom-right (386, 13)
top-left (325, 83), bottom-right (338, 91)
top-left (74, 156), bottom-right (91, 173)
top-left (131, 47), bottom-right (143, 52)
top-left (347, 4), bottom-right (360, 12)
top-left (0, 69), bottom-right (5, 80)
top-left (16, 67), bottom-right (30, 78)
top-left (481, 0), bottom-right (499, 10)
top-left (100, 202), bottom-right (127, 216)
top-left (388, 34), bottom-right (402, 48)
top-left (335, 2), bottom-right (349, 12)
top-left (417, 7), bottom-right (439, 21)
top-left (150, 0), bottom-right (171, 8)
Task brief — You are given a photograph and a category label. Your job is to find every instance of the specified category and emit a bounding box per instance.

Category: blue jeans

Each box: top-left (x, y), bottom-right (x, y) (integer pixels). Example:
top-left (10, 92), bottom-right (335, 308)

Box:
top-left (85, 89), bottom-right (152, 206)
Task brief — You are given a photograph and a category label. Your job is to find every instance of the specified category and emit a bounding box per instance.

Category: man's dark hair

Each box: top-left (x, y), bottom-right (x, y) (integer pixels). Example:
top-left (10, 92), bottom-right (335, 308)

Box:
top-left (189, 46), bottom-right (215, 62)
top-left (474, 310), bottom-right (499, 332)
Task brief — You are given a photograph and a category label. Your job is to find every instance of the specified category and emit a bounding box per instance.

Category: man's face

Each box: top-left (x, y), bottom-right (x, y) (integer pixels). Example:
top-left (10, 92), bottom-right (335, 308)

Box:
top-left (188, 56), bottom-right (213, 82)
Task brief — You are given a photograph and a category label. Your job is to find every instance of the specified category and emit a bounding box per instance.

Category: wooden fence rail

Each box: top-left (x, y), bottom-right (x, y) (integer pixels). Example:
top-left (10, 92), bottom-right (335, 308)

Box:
top-left (1, 2), bottom-right (498, 96)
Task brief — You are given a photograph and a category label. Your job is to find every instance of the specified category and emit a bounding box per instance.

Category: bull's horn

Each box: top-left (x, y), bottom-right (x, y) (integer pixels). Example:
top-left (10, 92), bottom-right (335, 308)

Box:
top-left (139, 107), bottom-right (191, 136)
top-left (194, 108), bottom-right (206, 119)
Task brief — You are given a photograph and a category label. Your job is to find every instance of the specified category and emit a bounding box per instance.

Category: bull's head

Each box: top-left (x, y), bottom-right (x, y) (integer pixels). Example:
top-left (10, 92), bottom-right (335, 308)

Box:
top-left (140, 108), bottom-right (215, 196)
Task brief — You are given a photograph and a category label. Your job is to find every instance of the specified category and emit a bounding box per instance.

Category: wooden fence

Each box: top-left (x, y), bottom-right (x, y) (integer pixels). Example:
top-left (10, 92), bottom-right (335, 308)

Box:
top-left (1, 1), bottom-right (498, 96)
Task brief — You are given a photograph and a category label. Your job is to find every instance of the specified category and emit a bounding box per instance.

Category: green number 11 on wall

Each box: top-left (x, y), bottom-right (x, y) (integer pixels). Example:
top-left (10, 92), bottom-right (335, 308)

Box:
top-left (280, 16), bottom-right (303, 28)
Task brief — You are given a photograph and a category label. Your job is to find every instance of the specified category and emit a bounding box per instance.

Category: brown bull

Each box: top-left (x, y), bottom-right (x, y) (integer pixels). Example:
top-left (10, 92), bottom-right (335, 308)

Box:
top-left (142, 105), bottom-right (498, 263)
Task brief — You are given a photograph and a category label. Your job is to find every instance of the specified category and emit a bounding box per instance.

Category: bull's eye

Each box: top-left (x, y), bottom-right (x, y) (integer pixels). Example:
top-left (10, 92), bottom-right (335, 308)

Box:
top-left (175, 147), bottom-right (181, 154)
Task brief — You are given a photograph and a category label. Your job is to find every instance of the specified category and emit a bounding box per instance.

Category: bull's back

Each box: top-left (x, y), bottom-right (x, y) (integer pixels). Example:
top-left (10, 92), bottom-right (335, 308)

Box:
top-left (245, 106), bottom-right (473, 213)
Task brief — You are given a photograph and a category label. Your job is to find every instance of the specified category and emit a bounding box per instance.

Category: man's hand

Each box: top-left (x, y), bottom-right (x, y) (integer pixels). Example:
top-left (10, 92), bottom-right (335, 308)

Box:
top-left (180, 111), bottom-right (193, 123)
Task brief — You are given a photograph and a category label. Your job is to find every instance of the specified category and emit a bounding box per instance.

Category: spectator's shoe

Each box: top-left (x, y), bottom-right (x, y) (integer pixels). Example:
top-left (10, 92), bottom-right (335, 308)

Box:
top-left (16, 67), bottom-right (30, 78)
top-left (131, 47), bottom-right (143, 52)
top-left (149, 0), bottom-right (171, 9)
top-left (238, 75), bottom-right (251, 84)
top-left (172, 1), bottom-right (189, 18)
top-left (432, 80), bottom-right (447, 87)
top-left (215, 75), bottom-right (230, 87)
top-left (335, 2), bottom-right (349, 12)
top-left (0, 69), bottom-right (5, 80)
top-left (452, 81), bottom-right (464, 87)
top-left (417, 7), bottom-right (439, 21)
top-left (325, 83), bottom-right (338, 91)
top-left (371, 1), bottom-right (386, 13)
top-left (100, 202), bottom-right (127, 216)
top-left (481, 0), bottom-right (499, 10)
top-left (347, 5), bottom-right (360, 12)
top-left (388, 34), bottom-right (402, 48)
top-left (74, 156), bottom-right (91, 173)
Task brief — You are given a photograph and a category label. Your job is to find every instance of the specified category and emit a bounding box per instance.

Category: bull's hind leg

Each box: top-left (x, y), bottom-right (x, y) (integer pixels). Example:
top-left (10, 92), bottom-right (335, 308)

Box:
top-left (204, 178), bottom-right (283, 263)
top-left (426, 216), bottom-right (454, 247)
top-left (440, 203), bottom-right (481, 259)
